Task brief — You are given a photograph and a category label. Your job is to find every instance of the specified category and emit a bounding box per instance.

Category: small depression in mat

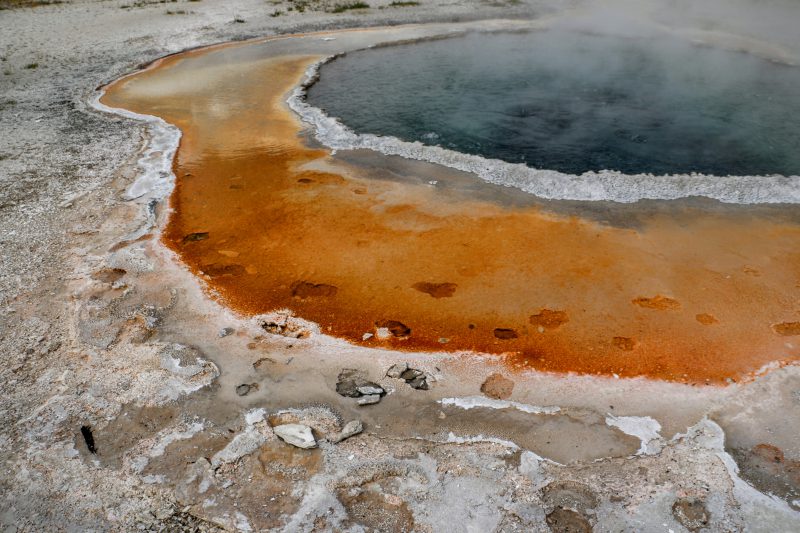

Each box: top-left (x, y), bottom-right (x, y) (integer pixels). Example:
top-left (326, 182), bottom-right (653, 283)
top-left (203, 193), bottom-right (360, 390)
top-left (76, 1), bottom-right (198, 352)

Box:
top-left (307, 30), bottom-right (800, 176)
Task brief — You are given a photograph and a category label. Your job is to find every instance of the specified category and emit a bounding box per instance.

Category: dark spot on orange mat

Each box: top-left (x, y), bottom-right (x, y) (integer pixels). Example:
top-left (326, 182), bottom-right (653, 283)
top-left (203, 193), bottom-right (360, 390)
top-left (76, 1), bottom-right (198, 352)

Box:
top-left (752, 443), bottom-right (785, 463)
top-left (412, 282), bottom-right (457, 298)
top-left (182, 232), bottom-right (209, 244)
top-left (696, 313), bottom-right (719, 326)
top-left (773, 322), bottom-right (800, 336)
top-left (612, 337), bottom-right (636, 351)
top-left (200, 263), bottom-right (246, 278)
top-left (632, 295), bottom-right (681, 310)
top-left (529, 309), bottom-right (569, 330)
top-left (292, 281), bottom-right (338, 299)
top-left (743, 266), bottom-right (761, 276)
top-left (376, 320), bottom-right (411, 339)
top-left (494, 328), bottom-right (519, 340)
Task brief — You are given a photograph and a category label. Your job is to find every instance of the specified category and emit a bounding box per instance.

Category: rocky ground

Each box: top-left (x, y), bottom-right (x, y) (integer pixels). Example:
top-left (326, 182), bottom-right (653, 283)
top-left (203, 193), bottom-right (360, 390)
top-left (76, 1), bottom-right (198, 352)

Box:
top-left (1, 0), bottom-right (799, 531)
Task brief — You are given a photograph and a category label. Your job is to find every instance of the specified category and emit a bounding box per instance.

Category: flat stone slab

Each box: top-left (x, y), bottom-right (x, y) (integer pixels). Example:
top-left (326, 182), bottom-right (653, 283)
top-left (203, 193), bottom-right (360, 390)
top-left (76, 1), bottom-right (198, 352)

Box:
top-left (273, 423), bottom-right (317, 449)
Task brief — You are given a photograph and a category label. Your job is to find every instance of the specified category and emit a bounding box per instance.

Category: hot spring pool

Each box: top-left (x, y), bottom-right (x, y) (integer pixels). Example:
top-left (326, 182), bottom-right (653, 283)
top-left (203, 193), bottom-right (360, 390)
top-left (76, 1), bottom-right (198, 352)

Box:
top-left (99, 22), bottom-right (800, 384)
top-left (307, 30), bottom-right (800, 177)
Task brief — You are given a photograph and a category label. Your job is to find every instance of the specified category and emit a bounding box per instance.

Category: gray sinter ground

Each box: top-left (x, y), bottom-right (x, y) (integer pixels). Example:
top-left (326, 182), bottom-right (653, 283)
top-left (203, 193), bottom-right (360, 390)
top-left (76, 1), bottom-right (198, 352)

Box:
top-left (1, 0), bottom-right (800, 531)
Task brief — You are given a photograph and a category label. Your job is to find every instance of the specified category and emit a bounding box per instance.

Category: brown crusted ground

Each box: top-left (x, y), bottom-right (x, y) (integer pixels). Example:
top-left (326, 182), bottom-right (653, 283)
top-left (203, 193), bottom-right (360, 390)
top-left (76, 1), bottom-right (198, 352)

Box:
top-left (101, 42), bottom-right (800, 384)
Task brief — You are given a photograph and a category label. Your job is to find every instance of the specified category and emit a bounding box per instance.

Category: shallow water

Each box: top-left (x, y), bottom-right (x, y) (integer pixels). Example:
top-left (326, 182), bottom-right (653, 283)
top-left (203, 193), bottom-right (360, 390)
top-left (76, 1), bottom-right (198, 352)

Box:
top-left (100, 26), bottom-right (800, 384)
top-left (308, 30), bottom-right (800, 176)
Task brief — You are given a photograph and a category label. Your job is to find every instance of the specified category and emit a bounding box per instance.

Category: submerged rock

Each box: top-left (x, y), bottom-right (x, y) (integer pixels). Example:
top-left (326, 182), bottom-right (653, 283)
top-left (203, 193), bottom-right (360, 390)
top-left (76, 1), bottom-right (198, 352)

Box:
top-left (273, 423), bottom-right (316, 449)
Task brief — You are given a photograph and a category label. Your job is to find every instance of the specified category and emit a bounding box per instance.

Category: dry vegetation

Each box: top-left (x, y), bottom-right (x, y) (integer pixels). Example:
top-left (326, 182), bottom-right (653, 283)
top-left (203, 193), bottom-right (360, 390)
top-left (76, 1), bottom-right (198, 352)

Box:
top-left (0, 0), bottom-right (63, 9)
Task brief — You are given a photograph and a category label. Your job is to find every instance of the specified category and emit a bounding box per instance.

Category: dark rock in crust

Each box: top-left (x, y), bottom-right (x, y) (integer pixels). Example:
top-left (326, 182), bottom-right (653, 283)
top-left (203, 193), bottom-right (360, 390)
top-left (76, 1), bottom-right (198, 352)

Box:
top-left (336, 369), bottom-right (385, 398)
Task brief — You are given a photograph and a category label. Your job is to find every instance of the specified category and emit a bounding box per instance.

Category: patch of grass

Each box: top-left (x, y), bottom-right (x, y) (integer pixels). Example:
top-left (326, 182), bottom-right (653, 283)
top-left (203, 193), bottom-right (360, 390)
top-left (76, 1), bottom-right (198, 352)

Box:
top-left (330, 1), bottom-right (369, 13)
top-left (388, 0), bottom-right (418, 6)
top-left (286, 0), bottom-right (312, 13)
top-left (24, 62), bottom-right (39, 69)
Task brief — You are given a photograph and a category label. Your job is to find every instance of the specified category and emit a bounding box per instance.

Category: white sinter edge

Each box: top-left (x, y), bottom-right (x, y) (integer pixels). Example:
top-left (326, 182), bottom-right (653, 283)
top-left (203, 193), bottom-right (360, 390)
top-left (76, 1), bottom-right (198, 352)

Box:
top-left (89, 91), bottom-right (181, 203)
top-left (678, 418), bottom-right (800, 522)
top-left (288, 58), bottom-right (800, 205)
top-left (605, 414), bottom-right (664, 455)
top-left (438, 395), bottom-right (561, 415)
top-left (445, 432), bottom-right (520, 449)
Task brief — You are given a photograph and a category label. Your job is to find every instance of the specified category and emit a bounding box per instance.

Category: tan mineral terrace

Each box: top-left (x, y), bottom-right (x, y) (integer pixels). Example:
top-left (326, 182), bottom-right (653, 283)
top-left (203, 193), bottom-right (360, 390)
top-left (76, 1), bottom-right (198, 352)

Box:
top-left (100, 26), bottom-right (800, 385)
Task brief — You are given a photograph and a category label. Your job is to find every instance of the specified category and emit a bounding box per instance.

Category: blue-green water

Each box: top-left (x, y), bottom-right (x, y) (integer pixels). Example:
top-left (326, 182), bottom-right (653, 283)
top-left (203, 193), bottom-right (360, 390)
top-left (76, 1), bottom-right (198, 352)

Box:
top-left (306, 31), bottom-right (800, 176)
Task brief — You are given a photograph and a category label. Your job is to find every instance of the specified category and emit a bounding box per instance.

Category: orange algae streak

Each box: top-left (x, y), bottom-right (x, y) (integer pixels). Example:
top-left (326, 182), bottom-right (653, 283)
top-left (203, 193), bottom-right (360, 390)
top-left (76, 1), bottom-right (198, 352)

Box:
top-left (101, 42), bottom-right (800, 384)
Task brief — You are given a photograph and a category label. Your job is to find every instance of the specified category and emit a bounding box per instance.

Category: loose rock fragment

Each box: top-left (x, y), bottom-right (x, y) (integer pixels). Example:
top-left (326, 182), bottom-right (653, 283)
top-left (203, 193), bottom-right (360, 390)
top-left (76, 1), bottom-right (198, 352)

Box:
top-left (211, 410), bottom-right (271, 468)
top-left (387, 364), bottom-right (432, 390)
top-left (330, 420), bottom-right (363, 443)
top-left (400, 368), bottom-right (423, 381)
top-left (407, 376), bottom-right (429, 390)
top-left (357, 394), bottom-right (381, 406)
top-left (273, 423), bottom-right (317, 449)
top-left (357, 385), bottom-right (384, 396)
top-left (385, 363), bottom-right (408, 379)
top-left (218, 327), bottom-right (235, 337)
top-left (336, 369), bottom-right (385, 399)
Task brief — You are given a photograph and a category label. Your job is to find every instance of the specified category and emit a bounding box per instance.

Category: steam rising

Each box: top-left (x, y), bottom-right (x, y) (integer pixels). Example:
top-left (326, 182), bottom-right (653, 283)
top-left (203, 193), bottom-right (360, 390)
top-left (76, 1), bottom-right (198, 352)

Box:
top-left (292, 1), bottom-right (800, 203)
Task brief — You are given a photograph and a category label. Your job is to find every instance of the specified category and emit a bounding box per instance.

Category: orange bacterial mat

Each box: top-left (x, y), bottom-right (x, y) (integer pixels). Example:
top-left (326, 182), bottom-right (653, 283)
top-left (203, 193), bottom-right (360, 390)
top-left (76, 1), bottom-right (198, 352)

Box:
top-left (101, 36), bottom-right (800, 384)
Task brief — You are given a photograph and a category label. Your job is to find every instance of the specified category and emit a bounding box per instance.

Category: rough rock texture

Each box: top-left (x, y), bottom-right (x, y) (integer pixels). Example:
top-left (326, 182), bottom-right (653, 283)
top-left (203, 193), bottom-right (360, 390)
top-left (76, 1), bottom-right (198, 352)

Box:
top-left (273, 424), bottom-right (317, 449)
